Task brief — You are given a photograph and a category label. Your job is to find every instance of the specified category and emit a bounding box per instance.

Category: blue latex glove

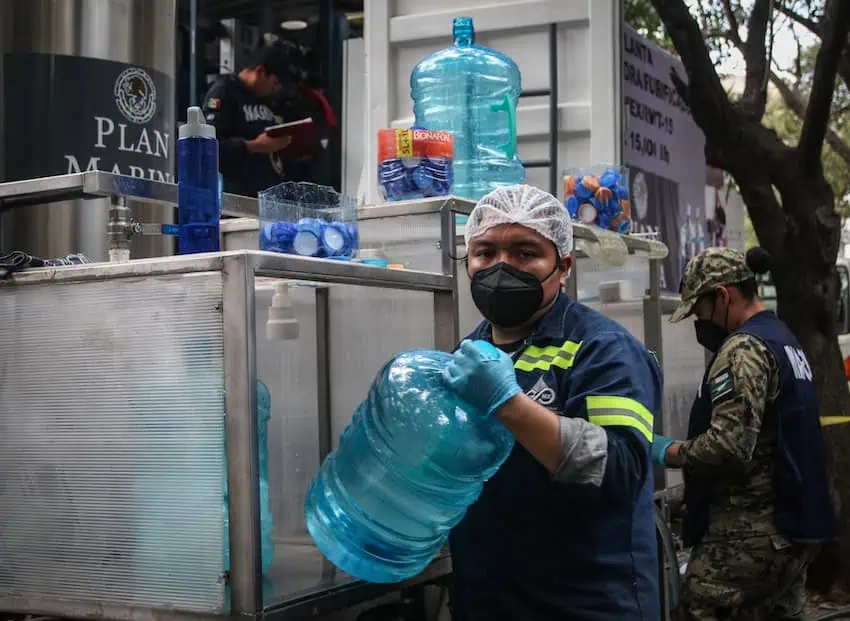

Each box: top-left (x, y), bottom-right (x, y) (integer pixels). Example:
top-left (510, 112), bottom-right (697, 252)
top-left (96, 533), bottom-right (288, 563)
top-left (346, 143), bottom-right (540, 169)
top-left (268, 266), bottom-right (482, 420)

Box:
top-left (444, 339), bottom-right (523, 416)
top-left (651, 434), bottom-right (677, 467)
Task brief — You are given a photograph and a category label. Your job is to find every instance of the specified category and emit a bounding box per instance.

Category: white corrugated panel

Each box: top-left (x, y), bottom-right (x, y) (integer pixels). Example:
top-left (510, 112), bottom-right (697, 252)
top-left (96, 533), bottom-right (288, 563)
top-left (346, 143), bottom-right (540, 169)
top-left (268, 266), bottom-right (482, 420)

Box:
top-left (0, 273), bottom-right (226, 614)
top-left (351, 0), bottom-right (622, 203)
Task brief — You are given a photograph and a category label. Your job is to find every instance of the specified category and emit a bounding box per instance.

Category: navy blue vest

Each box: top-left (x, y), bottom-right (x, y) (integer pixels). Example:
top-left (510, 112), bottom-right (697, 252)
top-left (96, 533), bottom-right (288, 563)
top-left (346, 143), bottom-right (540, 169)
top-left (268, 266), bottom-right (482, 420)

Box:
top-left (683, 311), bottom-right (836, 547)
top-left (449, 296), bottom-right (659, 621)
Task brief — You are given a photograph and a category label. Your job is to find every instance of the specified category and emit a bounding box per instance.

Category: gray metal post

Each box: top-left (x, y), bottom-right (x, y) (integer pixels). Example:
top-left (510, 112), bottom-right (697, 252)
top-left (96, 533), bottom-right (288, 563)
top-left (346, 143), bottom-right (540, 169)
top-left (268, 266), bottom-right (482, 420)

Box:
top-left (548, 22), bottom-right (558, 195)
top-left (222, 254), bottom-right (262, 616)
top-left (107, 195), bottom-right (131, 263)
top-left (314, 285), bottom-right (337, 581)
top-left (315, 287), bottom-right (332, 463)
top-left (435, 202), bottom-right (459, 350)
top-left (189, 0), bottom-right (198, 106)
top-left (643, 258), bottom-right (665, 492)
top-left (643, 258), bottom-right (663, 365)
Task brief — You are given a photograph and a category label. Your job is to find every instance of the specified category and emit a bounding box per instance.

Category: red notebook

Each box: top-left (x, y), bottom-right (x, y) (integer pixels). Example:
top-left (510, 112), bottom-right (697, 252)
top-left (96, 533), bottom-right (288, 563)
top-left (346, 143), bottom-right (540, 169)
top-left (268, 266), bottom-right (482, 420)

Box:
top-left (265, 117), bottom-right (321, 162)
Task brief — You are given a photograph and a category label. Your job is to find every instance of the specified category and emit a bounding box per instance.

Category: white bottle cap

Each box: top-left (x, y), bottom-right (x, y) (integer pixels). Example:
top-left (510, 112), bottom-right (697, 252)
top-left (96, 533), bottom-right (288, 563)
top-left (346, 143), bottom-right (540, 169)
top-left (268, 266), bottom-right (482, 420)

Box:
top-left (179, 106), bottom-right (216, 139)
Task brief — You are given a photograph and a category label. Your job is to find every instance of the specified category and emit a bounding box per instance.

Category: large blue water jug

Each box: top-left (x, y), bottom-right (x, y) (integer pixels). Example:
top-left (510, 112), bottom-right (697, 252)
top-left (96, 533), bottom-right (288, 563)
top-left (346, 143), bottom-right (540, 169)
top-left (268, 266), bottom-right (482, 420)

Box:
top-left (305, 350), bottom-right (515, 583)
top-left (224, 380), bottom-right (275, 573)
top-left (410, 17), bottom-right (525, 200)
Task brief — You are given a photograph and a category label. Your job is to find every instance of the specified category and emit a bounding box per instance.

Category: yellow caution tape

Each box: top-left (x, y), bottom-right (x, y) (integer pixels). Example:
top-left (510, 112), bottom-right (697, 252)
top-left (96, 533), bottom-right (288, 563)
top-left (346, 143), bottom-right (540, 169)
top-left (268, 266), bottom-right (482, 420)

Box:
top-left (820, 416), bottom-right (850, 427)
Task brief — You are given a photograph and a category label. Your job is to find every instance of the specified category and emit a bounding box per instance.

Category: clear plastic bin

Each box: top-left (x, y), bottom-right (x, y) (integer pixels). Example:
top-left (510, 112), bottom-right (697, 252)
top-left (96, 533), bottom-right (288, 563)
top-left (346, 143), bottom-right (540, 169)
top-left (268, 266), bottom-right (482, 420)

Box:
top-left (258, 182), bottom-right (359, 259)
top-left (563, 164), bottom-right (632, 235)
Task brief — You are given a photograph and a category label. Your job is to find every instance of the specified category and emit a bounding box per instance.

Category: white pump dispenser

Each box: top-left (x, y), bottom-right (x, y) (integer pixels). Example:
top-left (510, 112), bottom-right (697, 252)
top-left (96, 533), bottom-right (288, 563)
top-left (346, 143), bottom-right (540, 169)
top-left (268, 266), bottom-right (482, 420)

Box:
top-left (266, 282), bottom-right (300, 341)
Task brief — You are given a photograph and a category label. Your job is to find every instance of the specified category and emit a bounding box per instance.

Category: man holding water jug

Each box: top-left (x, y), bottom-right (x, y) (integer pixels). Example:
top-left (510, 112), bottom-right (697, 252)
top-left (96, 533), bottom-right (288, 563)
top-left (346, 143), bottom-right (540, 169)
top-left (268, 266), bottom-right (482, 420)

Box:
top-left (444, 185), bottom-right (662, 621)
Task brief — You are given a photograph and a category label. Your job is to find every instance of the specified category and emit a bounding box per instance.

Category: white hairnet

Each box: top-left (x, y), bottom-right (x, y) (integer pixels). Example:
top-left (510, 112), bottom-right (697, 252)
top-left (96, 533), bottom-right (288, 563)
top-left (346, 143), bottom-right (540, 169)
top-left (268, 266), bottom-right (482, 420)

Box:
top-left (464, 184), bottom-right (573, 258)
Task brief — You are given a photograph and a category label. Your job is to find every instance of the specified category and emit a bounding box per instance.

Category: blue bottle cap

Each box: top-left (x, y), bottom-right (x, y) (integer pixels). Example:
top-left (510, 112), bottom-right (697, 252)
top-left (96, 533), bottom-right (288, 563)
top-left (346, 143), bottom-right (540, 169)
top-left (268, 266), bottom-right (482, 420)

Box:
top-left (346, 223), bottom-right (359, 249)
top-left (575, 177), bottom-right (594, 200)
top-left (293, 231), bottom-right (320, 256)
top-left (360, 258), bottom-right (389, 268)
top-left (599, 170), bottom-right (620, 189)
top-left (411, 165), bottom-right (431, 191)
top-left (265, 221), bottom-right (297, 244)
top-left (322, 222), bottom-right (350, 255)
top-left (294, 218), bottom-right (326, 256)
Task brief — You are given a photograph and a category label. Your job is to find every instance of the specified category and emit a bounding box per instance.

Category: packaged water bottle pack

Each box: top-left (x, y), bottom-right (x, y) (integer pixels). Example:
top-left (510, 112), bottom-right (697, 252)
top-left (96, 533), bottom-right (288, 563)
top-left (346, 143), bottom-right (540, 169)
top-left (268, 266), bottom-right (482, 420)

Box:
top-left (377, 128), bottom-right (455, 201)
top-left (563, 165), bottom-right (633, 234)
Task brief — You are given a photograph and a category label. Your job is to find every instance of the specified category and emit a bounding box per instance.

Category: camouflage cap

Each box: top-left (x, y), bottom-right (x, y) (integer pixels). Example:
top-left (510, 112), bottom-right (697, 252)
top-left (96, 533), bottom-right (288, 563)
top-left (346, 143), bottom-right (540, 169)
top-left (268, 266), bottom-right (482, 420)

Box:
top-left (670, 247), bottom-right (754, 323)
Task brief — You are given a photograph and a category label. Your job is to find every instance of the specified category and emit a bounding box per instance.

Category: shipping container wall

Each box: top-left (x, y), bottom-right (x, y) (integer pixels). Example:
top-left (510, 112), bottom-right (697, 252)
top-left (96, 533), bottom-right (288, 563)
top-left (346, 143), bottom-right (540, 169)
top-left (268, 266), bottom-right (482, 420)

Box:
top-left (344, 0), bottom-right (622, 203)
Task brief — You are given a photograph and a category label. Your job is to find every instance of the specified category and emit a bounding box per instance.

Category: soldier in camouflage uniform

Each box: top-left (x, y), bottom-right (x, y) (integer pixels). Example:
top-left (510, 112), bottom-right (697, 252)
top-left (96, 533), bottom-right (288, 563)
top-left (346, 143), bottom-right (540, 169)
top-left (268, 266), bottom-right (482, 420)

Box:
top-left (652, 247), bottom-right (836, 621)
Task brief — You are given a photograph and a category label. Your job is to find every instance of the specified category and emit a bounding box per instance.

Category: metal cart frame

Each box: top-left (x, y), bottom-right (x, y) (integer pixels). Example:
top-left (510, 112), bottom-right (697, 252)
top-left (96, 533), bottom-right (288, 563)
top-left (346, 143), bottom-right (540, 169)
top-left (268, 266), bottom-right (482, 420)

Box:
top-left (0, 172), bottom-right (672, 621)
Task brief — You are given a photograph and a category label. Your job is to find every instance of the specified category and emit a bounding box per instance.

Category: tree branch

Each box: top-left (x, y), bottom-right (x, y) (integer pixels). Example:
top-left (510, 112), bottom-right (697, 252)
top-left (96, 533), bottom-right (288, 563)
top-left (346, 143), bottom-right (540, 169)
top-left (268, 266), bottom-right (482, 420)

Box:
top-left (649, 0), bottom-right (735, 135)
top-left (842, 48), bottom-right (850, 93)
top-left (740, 0), bottom-right (773, 118)
top-left (722, 0), bottom-right (743, 44)
top-left (798, 0), bottom-right (850, 173)
top-left (777, 1), bottom-right (850, 90)
top-left (769, 71), bottom-right (850, 166)
top-left (776, 1), bottom-right (820, 36)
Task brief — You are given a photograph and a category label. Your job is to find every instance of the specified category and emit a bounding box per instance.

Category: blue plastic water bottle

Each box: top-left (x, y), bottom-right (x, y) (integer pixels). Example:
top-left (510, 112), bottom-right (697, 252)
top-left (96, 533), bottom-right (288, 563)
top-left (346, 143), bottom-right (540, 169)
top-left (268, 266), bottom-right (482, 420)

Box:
top-left (174, 106), bottom-right (220, 254)
top-left (225, 380), bottom-right (275, 573)
top-left (410, 17), bottom-right (525, 200)
top-left (305, 350), bottom-right (515, 583)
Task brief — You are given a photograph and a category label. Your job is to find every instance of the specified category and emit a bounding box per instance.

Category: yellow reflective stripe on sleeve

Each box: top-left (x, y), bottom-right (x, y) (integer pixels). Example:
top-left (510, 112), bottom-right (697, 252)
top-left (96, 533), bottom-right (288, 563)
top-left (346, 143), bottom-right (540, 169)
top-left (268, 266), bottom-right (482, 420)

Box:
top-left (821, 416), bottom-right (850, 427)
top-left (586, 395), bottom-right (654, 442)
top-left (514, 340), bottom-right (582, 372)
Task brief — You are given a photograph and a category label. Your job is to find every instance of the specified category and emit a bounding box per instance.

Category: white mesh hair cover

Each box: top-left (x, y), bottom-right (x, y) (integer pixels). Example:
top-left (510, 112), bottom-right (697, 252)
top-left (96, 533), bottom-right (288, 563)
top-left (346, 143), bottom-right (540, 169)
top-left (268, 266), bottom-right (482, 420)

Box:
top-left (465, 184), bottom-right (574, 258)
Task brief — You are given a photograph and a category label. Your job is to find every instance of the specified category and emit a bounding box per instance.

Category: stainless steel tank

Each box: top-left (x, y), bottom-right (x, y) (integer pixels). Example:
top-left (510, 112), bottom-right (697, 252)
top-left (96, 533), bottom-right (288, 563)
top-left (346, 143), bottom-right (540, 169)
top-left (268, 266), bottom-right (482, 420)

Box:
top-left (0, 0), bottom-right (177, 261)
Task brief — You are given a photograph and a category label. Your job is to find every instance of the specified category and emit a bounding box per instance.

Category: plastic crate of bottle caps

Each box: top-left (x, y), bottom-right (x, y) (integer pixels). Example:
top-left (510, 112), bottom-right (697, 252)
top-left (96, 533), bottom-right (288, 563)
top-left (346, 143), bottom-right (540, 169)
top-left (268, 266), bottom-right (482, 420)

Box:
top-left (563, 165), bottom-right (632, 235)
top-left (258, 181), bottom-right (359, 260)
top-left (377, 128), bottom-right (454, 201)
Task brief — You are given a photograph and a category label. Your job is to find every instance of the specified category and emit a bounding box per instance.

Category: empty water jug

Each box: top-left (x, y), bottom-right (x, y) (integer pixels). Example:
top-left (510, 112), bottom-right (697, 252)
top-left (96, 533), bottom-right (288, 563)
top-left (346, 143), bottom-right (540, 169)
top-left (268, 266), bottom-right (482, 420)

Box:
top-left (224, 380), bottom-right (275, 573)
top-left (410, 16), bottom-right (525, 200)
top-left (305, 350), bottom-right (515, 583)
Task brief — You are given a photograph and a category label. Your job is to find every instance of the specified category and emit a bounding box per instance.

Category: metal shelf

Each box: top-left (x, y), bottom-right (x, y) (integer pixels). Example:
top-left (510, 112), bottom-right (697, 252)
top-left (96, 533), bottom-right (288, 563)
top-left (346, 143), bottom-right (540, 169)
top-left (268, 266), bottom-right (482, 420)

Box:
top-left (0, 172), bottom-right (664, 259)
top-left (2, 249), bottom-right (455, 293)
top-left (0, 171), bottom-right (258, 219)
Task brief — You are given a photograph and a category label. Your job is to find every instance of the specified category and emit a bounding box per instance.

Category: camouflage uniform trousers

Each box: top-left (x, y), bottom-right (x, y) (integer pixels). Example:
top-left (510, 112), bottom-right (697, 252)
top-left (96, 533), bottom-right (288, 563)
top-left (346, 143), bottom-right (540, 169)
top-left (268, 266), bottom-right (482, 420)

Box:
top-left (679, 536), bottom-right (820, 621)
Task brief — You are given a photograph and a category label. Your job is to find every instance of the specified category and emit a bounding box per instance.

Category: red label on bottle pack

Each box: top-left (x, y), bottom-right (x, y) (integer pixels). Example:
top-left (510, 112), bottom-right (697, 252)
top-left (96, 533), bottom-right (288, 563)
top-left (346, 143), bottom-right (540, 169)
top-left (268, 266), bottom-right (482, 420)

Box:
top-left (377, 128), bottom-right (454, 161)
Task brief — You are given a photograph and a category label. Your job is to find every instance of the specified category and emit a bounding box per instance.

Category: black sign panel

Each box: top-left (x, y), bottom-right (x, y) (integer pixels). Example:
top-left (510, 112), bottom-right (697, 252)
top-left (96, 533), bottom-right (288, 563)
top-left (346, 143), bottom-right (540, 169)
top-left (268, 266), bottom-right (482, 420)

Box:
top-left (628, 164), bottom-right (683, 292)
top-left (3, 53), bottom-right (175, 183)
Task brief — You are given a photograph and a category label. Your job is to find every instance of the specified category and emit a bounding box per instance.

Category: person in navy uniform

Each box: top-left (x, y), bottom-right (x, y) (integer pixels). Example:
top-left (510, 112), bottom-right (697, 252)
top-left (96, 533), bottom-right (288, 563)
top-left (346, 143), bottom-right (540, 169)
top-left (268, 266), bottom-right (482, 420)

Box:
top-left (653, 246), bottom-right (836, 620)
top-left (202, 40), bottom-right (313, 197)
top-left (444, 184), bottom-right (662, 621)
